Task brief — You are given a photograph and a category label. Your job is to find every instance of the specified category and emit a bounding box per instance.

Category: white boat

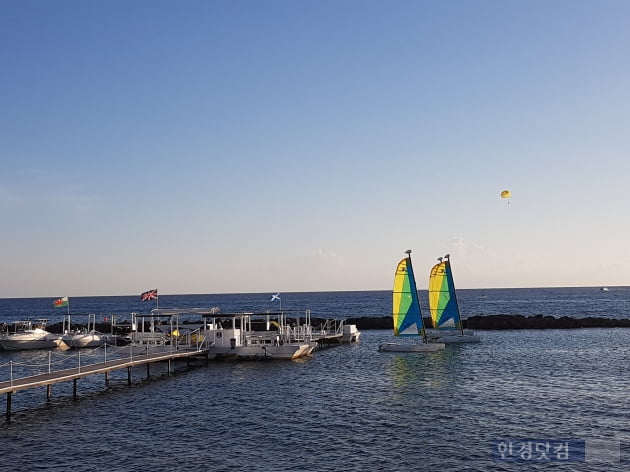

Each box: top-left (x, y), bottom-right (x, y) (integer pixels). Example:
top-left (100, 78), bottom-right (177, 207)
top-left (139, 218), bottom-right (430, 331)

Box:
top-left (62, 331), bottom-right (116, 348)
top-left (61, 314), bottom-right (117, 348)
top-left (427, 254), bottom-right (481, 344)
top-left (0, 320), bottom-right (65, 351)
top-left (378, 250), bottom-right (445, 353)
top-left (200, 310), bottom-right (317, 360)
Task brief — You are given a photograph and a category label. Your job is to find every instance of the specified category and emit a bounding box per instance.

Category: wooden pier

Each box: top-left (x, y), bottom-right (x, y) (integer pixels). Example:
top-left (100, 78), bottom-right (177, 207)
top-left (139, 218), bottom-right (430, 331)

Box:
top-left (0, 348), bottom-right (208, 420)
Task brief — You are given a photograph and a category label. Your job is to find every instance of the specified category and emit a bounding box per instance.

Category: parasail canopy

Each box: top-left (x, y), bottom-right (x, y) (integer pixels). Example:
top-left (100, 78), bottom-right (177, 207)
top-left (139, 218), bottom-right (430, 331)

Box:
top-left (500, 190), bottom-right (511, 199)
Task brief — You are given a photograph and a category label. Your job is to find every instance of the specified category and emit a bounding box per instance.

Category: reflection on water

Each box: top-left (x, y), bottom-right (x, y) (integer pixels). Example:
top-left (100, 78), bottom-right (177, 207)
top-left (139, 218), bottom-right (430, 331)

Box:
top-left (389, 347), bottom-right (463, 393)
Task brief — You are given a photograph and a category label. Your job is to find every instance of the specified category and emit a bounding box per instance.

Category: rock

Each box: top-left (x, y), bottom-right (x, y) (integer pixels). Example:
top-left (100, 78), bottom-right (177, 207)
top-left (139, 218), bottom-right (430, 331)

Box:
top-left (345, 315), bottom-right (630, 330)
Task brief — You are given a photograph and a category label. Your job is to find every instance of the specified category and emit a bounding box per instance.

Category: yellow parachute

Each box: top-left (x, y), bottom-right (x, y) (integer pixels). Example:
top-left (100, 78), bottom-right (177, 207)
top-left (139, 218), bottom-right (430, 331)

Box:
top-left (500, 189), bottom-right (511, 204)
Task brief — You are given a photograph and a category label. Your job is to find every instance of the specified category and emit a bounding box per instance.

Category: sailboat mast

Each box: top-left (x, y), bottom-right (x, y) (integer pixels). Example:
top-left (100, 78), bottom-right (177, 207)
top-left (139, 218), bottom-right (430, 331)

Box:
top-left (444, 254), bottom-right (464, 336)
top-left (405, 249), bottom-right (427, 342)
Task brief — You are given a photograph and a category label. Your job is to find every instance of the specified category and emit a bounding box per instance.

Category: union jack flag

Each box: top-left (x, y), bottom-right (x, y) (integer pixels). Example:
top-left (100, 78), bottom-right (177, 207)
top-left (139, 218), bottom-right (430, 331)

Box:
top-left (140, 289), bottom-right (158, 301)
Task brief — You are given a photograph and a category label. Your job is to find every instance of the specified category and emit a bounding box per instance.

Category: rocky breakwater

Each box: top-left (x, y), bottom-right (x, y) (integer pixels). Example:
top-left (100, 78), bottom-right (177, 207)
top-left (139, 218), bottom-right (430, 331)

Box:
top-left (345, 315), bottom-right (630, 330)
top-left (464, 314), bottom-right (630, 330)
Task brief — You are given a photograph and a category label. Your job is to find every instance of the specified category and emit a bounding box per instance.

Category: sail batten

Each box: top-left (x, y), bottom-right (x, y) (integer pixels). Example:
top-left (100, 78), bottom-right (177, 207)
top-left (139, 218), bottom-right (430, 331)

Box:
top-left (392, 256), bottom-right (425, 337)
top-left (428, 259), bottom-right (462, 331)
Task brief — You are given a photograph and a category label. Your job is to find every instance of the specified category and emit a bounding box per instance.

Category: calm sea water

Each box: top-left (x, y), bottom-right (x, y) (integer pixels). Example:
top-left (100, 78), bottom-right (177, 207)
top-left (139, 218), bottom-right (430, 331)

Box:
top-left (1, 288), bottom-right (630, 471)
top-left (2, 286), bottom-right (629, 324)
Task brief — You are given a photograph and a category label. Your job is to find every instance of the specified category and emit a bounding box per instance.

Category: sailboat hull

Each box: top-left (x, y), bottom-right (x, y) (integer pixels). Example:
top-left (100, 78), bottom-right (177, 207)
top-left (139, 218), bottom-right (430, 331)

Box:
top-left (378, 342), bottom-right (445, 352)
top-left (426, 329), bottom-right (481, 343)
top-left (428, 334), bottom-right (481, 344)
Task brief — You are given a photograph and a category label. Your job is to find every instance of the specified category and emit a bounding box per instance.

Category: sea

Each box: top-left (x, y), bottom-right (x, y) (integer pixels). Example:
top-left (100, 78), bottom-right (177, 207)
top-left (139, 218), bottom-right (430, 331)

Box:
top-left (1, 287), bottom-right (630, 471)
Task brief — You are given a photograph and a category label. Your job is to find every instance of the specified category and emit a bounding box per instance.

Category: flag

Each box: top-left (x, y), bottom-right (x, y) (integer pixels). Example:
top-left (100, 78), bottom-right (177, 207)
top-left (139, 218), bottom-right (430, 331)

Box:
top-left (53, 296), bottom-right (69, 308)
top-left (140, 289), bottom-right (158, 301)
top-left (270, 292), bottom-right (280, 302)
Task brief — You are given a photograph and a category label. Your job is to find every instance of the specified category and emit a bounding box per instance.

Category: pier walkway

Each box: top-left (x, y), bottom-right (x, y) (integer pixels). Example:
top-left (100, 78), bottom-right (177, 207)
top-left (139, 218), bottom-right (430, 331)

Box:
top-left (1, 348), bottom-right (208, 420)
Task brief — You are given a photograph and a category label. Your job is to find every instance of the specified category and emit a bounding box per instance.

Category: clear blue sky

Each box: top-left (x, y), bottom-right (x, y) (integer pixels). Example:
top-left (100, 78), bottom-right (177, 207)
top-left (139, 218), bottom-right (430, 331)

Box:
top-left (2, 0), bottom-right (629, 297)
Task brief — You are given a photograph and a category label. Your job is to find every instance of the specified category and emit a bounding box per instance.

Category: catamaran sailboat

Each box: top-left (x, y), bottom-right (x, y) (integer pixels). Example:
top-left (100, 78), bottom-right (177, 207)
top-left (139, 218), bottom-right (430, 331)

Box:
top-left (379, 250), bottom-right (445, 353)
top-left (426, 254), bottom-right (481, 343)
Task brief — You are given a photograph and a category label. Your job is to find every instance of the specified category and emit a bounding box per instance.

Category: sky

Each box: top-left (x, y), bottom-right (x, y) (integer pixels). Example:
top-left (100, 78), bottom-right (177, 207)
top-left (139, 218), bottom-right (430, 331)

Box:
top-left (1, 0), bottom-right (629, 298)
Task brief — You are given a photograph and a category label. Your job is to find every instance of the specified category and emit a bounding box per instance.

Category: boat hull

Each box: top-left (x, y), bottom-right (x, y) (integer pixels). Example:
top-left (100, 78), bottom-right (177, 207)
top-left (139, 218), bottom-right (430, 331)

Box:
top-left (378, 342), bottom-right (445, 352)
top-left (207, 342), bottom-right (316, 360)
top-left (426, 329), bottom-right (481, 343)
top-left (0, 337), bottom-right (63, 351)
top-left (61, 333), bottom-right (113, 348)
top-left (426, 328), bottom-right (476, 337)
top-left (429, 334), bottom-right (481, 344)
top-left (0, 326), bottom-right (65, 351)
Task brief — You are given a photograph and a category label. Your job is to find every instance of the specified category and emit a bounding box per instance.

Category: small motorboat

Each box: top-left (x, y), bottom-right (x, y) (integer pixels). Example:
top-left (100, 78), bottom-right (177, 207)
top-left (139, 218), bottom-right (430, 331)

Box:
top-left (0, 320), bottom-right (65, 350)
top-left (60, 314), bottom-right (116, 348)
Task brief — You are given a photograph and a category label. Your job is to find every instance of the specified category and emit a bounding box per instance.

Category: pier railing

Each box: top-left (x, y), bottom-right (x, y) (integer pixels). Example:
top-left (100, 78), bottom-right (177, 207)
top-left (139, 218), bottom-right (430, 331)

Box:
top-left (312, 319), bottom-right (345, 336)
top-left (282, 318), bottom-right (346, 343)
top-left (0, 338), bottom-right (207, 386)
top-left (0, 345), bottom-right (109, 384)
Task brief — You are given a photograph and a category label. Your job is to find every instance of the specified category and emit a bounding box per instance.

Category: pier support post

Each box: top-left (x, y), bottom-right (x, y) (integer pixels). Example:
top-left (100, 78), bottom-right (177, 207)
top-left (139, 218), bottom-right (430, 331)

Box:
top-left (73, 379), bottom-right (78, 399)
top-left (47, 385), bottom-right (52, 401)
top-left (6, 393), bottom-right (11, 421)
top-left (168, 359), bottom-right (172, 376)
top-left (127, 367), bottom-right (132, 386)
top-left (146, 362), bottom-right (150, 378)
top-left (105, 371), bottom-right (109, 386)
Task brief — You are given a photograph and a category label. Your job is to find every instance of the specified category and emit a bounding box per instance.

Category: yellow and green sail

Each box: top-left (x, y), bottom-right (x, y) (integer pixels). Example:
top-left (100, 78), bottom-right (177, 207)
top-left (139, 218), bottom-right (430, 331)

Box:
top-left (429, 259), bottom-right (462, 330)
top-left (392, 256), bottom-right (425, 337)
